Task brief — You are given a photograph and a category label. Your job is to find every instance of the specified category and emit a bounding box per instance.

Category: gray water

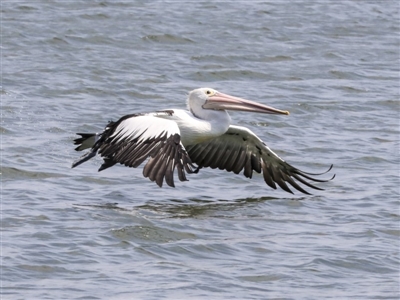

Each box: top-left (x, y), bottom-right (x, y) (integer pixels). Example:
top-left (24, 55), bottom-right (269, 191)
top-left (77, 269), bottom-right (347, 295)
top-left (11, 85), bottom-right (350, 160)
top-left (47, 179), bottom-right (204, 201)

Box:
top-left (2, 1), bottom-right (399, 299)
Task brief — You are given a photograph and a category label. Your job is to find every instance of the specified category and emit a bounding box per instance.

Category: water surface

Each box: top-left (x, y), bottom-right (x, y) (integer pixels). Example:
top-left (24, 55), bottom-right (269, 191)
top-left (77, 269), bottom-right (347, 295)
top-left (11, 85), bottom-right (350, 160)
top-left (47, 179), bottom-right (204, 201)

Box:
top-left (2, 1), bottom-right (399, 299)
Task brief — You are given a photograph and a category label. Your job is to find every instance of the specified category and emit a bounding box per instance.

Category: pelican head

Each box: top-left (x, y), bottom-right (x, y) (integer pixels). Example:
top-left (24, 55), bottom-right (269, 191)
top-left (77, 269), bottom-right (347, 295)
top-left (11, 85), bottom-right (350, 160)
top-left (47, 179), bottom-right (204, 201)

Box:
top-left (188, 88), bottom-right (290, 118)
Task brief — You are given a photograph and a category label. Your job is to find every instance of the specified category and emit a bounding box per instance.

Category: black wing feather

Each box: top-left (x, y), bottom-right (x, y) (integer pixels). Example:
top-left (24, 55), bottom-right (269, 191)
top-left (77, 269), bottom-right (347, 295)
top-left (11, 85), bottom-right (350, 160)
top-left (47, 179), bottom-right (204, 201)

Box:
top-left (186, 125), bottom-right (334, 195)
top-left (72, 114), bottom-right (195, 187)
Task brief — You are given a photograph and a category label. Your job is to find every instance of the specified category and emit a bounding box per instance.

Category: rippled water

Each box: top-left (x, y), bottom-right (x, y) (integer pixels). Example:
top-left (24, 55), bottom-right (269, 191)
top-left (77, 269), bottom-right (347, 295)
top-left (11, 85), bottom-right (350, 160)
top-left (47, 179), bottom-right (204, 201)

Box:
top-left (2, 1), bottom-right (399, 299)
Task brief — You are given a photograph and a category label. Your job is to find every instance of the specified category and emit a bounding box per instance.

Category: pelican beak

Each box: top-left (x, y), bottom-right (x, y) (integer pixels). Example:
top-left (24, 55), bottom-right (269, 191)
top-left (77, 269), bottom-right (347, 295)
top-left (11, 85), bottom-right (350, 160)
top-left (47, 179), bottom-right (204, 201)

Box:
top-left (203, 92), bottom-right (290, 115)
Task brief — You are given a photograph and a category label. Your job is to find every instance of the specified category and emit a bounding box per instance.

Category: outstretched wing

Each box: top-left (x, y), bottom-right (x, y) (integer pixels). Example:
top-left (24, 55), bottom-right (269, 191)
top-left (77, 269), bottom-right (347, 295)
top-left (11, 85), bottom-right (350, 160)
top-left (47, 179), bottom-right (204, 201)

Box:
top-left (186, 125), bottom-right (334, 194)
top-left (74, 113), bottom-right (196, 187)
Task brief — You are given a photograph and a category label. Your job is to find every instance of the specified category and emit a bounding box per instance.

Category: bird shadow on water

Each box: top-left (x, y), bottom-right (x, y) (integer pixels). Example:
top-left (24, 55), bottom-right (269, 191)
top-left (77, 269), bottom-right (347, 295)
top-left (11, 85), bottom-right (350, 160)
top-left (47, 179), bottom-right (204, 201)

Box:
top-left (72, 196), bottom-right (312, 244)
top-left (73, 195), bottom-right (308, 219)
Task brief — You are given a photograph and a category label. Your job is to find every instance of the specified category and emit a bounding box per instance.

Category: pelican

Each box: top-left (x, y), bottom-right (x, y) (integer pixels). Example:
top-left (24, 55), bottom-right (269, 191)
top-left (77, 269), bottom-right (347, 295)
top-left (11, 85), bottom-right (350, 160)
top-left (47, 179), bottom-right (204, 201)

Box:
top-left (72, 88), bottom-right (334, 194)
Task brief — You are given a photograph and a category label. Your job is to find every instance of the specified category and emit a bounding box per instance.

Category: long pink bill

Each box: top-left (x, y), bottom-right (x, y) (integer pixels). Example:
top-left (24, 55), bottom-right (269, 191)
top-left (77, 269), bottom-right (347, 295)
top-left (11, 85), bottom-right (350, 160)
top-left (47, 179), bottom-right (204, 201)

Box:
top-left (203, 92), bottom-right (289, 115)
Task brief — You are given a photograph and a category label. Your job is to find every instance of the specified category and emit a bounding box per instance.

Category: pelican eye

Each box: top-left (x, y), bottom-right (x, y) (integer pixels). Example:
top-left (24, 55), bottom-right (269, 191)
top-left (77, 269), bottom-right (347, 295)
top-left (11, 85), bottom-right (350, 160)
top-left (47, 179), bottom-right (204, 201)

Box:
top-left (206, 90), bottom-right (212, 95)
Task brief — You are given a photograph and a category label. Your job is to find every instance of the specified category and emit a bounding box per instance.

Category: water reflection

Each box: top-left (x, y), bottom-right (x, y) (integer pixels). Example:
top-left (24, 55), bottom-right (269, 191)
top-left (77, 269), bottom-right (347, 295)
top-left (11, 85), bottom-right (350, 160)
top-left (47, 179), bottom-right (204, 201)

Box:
top-left (74, 196), bottom-right (295, 218)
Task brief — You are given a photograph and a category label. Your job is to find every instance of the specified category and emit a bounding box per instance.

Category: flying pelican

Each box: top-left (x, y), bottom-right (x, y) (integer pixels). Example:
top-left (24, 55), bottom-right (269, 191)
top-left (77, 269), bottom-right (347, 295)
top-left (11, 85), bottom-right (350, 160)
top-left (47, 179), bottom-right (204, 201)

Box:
top-left (72, 88), bottom-right (334, 194)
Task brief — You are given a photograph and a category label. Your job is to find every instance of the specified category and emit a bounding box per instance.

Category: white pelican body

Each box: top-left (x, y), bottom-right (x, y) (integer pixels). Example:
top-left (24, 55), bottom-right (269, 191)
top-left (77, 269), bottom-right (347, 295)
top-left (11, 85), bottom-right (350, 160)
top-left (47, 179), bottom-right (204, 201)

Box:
top-left (72, 88), bottom-right (333, 194)
top-left (158, 109), bottom-right (231, 145)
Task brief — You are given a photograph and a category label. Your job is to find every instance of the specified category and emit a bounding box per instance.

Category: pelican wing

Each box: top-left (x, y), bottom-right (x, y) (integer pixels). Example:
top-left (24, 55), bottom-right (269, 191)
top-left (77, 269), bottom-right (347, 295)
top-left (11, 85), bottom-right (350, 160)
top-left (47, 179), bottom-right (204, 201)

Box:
top-left (186, 125), bottom-right (333, 194)
top-left (74, 113), bottom-right (195, 187)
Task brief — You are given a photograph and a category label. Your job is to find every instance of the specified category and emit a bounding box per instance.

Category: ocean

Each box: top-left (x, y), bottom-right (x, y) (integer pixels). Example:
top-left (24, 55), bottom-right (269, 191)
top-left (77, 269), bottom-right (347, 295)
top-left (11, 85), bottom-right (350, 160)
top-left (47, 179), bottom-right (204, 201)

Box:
top-left (2, 1), bottom-right (399, 299)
